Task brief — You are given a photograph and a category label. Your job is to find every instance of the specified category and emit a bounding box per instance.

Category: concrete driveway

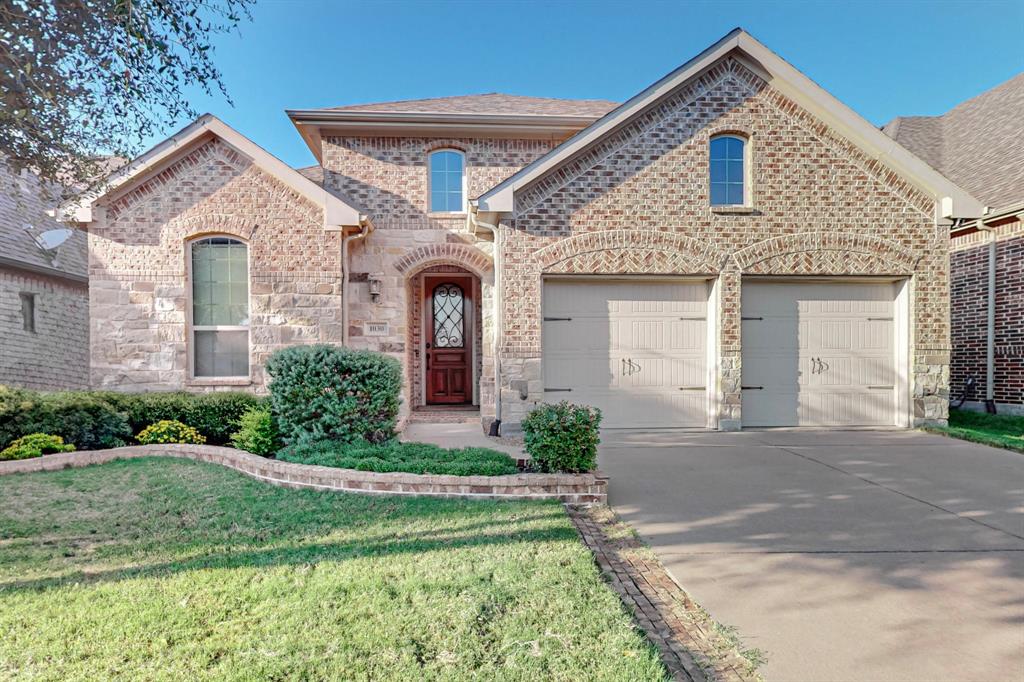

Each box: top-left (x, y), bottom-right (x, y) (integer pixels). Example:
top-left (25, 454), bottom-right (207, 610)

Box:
top-left (600, 430), bottom-right (1024, 682)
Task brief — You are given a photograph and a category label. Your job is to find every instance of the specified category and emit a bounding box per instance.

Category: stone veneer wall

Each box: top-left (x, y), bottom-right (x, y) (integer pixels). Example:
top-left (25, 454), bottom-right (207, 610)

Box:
top-left (950, 217), bottom-right (1024, 413)
top-left (321, 136), bottom-right (557, 419)
top-left (498, 57), bottom-right (948, 429)
top-left (88, 138), bottom-right (343, 392)
top-left (0, 267), bottom-right (89, 389)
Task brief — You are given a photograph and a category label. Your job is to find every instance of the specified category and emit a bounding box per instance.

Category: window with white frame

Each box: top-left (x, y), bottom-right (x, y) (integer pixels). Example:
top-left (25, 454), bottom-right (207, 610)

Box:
top-left (709, 135), bottom-right (747, 206)
top-left (429, 149), bottom-right (465, 212)
top-left (190, 236), bottom-right (249, 378)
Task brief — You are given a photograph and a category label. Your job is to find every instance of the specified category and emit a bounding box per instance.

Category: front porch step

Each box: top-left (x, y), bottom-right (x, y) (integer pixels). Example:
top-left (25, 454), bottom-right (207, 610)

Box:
top-left (408, 408), bottom-right (481, 424)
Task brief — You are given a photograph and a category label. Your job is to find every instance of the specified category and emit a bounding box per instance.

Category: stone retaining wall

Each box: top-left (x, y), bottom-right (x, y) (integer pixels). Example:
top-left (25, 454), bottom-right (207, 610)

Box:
top-left (0, 444), bottom-right (607, 505)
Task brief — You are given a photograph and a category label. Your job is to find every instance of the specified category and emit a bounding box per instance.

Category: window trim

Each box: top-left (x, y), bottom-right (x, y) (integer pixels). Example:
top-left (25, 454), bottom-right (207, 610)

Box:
top-left (186, 234), bottom-right (252, 383)
top-left (427, 148), bottom-right (467, 215)
top-left (709, 133), bottom-right (752, 210)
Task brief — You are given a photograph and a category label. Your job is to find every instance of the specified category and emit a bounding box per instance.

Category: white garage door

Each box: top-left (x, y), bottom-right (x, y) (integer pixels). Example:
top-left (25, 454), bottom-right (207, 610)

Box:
top-left (741, 281), bottom-right (897, 427)
top-left (543, 280), bottom-right (708, 428)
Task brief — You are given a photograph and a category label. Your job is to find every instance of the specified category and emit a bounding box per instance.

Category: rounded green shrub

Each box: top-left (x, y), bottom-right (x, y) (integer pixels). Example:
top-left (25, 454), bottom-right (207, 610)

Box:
top-left (521, 401), bottom-right (602, 473)
top-left (136, 420), bottom-right (206, 445)
top-left (230, 407), bottom-right (280, 457)
top-left (0, 433), bottom-right (75, 461)
top-left (0, 386), bottom-right (131, 451)
top-left (265, 345), bottom-right (402, 445)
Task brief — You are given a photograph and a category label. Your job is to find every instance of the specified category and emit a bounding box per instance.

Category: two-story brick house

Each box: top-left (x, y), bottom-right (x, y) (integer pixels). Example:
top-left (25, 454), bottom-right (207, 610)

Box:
top-left (64, 29), bottom-right (985, 432)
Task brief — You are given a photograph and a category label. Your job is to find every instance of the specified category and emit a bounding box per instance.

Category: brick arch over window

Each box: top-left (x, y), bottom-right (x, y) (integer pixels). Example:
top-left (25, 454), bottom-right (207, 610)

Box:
top-left (732, 231), bottom-right (922, 274)
top-left (395, 243), bottom-right (493, 279)
top-left (173, 214), bottom-right (257, 241)
top-left (535, 230), bottom-right (725, 274)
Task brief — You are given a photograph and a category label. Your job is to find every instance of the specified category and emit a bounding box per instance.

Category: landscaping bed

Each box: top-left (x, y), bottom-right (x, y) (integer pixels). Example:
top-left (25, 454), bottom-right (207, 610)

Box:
top-left (278, 439), bottom-right (519, 476)
top-left (0, 458), bottom-right (665, 680)
top-left (927, 408), bottom-right (1024, 453)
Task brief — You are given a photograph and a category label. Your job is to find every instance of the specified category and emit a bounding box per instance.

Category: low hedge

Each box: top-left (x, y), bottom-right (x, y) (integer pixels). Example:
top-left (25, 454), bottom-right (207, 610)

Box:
top-left (277, 439), bottom-right (519, 477)
top-left (0, 386), bottom-right (264, 450)
top-left (94, 391), bottom-right (264, 445)
top-left (0, 387), bottom-right (131, 451)
top-left (266, 345), bottom-right (402, 445)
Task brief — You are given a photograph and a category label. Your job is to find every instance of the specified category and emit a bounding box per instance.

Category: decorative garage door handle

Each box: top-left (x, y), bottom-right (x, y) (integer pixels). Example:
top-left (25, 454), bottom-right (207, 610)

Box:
top-left (621, 358), bottom-right (642, 376)
top-left (811, 357), bottom-right (831, 374)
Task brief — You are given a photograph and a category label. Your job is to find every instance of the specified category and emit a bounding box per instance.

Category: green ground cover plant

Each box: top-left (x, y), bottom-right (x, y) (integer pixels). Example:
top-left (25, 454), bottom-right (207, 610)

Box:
top-left (277, 439), bottom-right (519, 476)
top-left (927, 409), bottom-right (1024, 453)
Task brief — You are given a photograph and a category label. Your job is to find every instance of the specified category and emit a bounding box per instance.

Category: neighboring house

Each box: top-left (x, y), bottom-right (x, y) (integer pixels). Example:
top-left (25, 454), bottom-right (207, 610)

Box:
top-left (884, 73), bottom-right (1024, 414)
top-left (0, 160), bottom-right (90, 390)
top-left (62, 29), bottom-right (986, 432)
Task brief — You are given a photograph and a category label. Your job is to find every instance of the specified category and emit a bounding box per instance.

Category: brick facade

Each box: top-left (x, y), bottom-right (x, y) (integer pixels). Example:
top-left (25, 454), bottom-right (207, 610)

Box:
top-left (88, 138), bottom-right (343, 392)
top-left (0, 267), bottom-right (89, 390)
top-left (496, 58), bottom-right (947, 428)
top-left (950, 218), bottom-right (1024, 413)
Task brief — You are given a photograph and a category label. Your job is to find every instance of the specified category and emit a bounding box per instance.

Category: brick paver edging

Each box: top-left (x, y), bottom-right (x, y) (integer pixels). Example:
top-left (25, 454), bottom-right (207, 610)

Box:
top-left (568, 507), bottom-right (760, 682)
top-left (0, 445), bottom-right (607, 504)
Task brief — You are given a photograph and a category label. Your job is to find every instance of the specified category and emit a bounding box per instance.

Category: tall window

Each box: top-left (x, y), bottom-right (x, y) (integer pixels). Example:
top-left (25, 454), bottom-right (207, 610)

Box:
top-left (190, 236), bottom-right (249, 378)
top-left (709, 135), bottom-right (746, 206)
top-left (19, 293), bottom-right (35, 333)
top-left (429, 149), bottom-right (465, 212)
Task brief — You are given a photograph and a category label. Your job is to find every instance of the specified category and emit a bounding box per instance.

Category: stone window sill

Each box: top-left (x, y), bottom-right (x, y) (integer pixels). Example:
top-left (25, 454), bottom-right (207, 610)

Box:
top-left (711, 205), bottom-right (756, 215)
top-left (428, 211), bottom-right (467, 218)
top-left (186, 377), bottom-right (253, 387)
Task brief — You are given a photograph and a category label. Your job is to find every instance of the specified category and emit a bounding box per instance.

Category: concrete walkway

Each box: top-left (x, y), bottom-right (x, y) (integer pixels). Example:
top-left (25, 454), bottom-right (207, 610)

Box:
top-left (401, 421), bottom-right (525, 459)
top-left (599, 429), bottom-right (1024, 682)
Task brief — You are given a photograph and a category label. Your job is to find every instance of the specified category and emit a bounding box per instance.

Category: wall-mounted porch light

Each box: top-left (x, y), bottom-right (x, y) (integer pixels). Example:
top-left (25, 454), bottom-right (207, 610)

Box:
top-left (367, 274), bottom-right (383, 303)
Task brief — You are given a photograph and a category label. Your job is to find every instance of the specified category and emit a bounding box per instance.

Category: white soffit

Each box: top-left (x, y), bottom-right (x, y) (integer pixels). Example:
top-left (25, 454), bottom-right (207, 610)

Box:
top-left (476, 29), bottom-right (984, 218)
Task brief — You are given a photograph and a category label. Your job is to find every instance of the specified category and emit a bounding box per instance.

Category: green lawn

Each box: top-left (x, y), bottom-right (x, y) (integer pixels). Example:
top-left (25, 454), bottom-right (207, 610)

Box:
top-left (928, 409), bottom-right (1024, 453)
top-left (0, 458), bottom-right (666, 681)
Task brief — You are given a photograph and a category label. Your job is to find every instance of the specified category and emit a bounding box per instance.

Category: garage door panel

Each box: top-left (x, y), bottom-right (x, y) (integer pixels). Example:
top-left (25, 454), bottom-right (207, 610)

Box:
top-left (543, 280), bottom-right (709, 428)
top-left (742, 281), bottom-right (897, 427)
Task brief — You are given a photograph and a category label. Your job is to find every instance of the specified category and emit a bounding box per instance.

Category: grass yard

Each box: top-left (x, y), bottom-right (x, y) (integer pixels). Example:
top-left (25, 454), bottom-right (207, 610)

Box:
top-left (0, 458), bottom-right (666, 681)
top-left (928, 409), bottom-right (1024, 453)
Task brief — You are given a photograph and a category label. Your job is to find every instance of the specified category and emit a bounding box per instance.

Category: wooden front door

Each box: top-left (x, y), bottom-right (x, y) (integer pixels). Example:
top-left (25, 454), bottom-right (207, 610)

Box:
top-left (426, 278), bottom-right (472, 404)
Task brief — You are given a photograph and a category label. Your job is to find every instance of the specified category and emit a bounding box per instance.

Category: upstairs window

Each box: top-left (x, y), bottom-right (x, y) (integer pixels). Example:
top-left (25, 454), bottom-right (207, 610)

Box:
top-left (19, 292), bottom-right (35, 333)
top-left (709, 135), bottom-right (746, 206)
top-left (190, 236), bottom-right (249, 378)
top-left (429, 149), bottom-right (465, 213)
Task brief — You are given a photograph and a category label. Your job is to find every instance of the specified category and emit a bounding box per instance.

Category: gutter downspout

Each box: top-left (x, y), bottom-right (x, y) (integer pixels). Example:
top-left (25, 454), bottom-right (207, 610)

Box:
top-left (975, 219), bottom-right (997, 413)
top-left (469, 207), bottom-right (503, 436)
top-left (341, 216), bottom-right (373, 346)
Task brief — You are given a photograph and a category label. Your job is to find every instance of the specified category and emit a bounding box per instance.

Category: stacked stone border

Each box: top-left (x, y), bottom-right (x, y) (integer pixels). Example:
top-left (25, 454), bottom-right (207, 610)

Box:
top-left (0, 444), bottom-right (607, 504)
top-left (569, 506), bottom-right (759, 682)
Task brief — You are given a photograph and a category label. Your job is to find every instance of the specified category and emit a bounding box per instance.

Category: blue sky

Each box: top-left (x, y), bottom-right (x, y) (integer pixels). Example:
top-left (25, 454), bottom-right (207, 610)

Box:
top-left (170, 0), bottom-right (1024, 169)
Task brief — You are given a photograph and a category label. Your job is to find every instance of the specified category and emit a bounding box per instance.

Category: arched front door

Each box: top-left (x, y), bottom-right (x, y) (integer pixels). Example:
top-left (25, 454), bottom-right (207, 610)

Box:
top-left (426, 277), bottom-right (472, 404)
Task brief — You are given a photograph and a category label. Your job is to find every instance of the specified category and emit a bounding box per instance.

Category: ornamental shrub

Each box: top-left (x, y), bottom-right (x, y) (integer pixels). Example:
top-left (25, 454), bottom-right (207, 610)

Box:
top-left (230, 407), bottom-right (280, 457)
top-left (136, 420), bottom-right (206, 445)
top-left (93, 391), bottom-right (264, 445)
top-left (0, 433), bottom-right (75, 461)
top-left (265, 345), bottom-right (402, 445)
top-left (0, 386), bottom-right (131, 451)
top-left (521, 401), bottom-right (602, 473)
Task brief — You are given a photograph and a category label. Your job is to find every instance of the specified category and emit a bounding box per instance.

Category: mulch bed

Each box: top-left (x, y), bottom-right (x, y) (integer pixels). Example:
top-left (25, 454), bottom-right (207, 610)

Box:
top-left (568, 506), bottom-right (760, 682)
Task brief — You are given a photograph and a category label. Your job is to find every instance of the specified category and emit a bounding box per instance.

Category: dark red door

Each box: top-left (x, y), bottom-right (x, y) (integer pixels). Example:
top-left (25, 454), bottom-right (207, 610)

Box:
top-left (426, 279), bottom-right (471, 404)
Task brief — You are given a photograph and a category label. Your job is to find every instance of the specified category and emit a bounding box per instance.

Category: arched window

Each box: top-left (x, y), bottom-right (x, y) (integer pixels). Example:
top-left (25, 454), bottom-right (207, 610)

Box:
top-left (189, 236), bottom-right (249, 378)
top-left (428, 149), bottom-right (465, 213)
top-left (432, 282), bottom-right (465, 348)
top-left (709, 135), bottom-right (747, 206)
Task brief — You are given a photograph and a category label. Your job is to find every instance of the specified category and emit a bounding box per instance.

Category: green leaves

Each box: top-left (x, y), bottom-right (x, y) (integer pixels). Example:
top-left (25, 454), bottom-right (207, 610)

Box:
top-left (521, 401), bottom-right (602, 473)
top-left (0, 0), bottom-right (254, 187)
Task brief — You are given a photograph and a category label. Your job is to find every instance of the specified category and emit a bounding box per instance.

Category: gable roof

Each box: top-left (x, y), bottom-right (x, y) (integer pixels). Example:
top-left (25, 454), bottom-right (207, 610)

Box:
top-left (475, 28), bottom-right (985, 219)
top-left (61, 115), bottom-right (366, 230)
top-left (883, 73), bottom-right (1024, 211)
top-left (324, 93), bottom-right (619, 118)
top-left (1, 159), bottom-right (87, 282)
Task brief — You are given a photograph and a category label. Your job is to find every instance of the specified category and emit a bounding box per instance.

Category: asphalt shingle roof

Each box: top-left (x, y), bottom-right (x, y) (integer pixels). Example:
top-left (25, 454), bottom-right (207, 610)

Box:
top-left (883, 72), bottom-right (1024, 210)
top-left (324, 93), bottom-right (619, 118)
top-left (0, 160), bottom-right (87, 279)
